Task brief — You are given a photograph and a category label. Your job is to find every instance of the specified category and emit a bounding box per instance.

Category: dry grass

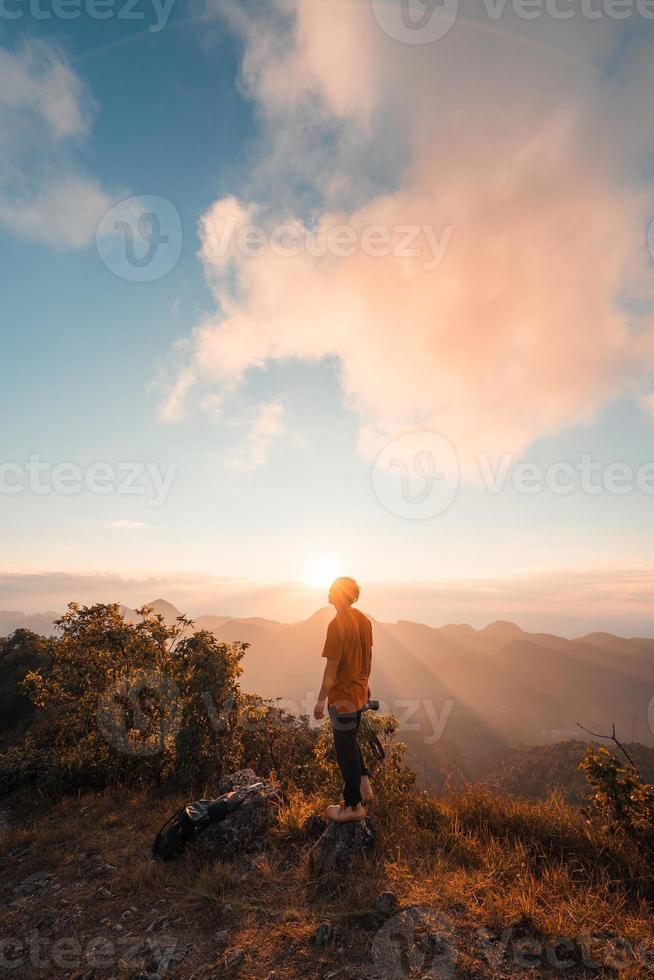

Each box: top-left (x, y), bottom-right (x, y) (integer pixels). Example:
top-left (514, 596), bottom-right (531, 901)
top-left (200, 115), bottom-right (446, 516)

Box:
top-left (0, 780), bottom-right (652, 978)
top-left (273, 787), bottom-right (321, 840)
top-left (193, 860), bottom-right (236, 903)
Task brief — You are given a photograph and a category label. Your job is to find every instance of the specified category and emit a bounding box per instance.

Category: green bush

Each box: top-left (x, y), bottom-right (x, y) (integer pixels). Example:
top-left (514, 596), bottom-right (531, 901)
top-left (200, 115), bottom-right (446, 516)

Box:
top-left (237, 694), bottom-right (319, 792)
top-left (0, 629), bottom-right (49, 742)
top-left (580, 745), bottom-right (654, 858)
top-left (1, 603), bottom-right (245, 797)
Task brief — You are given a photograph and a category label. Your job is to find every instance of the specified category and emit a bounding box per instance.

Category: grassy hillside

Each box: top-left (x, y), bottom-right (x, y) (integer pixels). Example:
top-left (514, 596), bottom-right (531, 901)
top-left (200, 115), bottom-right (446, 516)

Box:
top-left (1, 781), bottom-right (653, 978)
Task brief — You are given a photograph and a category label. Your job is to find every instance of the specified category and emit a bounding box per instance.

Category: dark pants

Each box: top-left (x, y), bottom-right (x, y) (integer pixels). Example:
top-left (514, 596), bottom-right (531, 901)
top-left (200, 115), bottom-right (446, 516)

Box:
top-left (329, 706), bottom-right (371, 808)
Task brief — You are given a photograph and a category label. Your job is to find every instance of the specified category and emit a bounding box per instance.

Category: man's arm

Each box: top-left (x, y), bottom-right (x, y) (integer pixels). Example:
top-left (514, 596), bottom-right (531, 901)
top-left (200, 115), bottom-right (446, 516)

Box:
top-left (314, 659), bottom-right (338, 720)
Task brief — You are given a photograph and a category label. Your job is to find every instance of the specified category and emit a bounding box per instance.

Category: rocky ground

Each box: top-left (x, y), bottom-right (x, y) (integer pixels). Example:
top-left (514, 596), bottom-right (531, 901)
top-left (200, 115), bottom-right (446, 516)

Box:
top-left (0, 777), bottom-right (392, 979)
top-left (0, 774), bottom-right (652, 979)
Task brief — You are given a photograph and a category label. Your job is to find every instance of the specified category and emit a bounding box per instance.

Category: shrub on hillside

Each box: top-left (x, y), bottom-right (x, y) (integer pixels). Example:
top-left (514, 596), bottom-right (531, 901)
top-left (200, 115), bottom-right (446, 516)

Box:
top-left (580, 745), bottom-right (654, 858)
top-left (0, 629), bottom-right (49, 742)
top-left (0, 603), bottom-right (245, 797)
top-left (237, 694), bottom-right (319, 792)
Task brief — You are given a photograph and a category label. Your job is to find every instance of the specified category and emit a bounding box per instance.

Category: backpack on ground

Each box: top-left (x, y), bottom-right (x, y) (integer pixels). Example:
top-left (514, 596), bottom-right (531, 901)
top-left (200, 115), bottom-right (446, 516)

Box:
top-left (152, 798), bottom-right (231, 862)
top-left (152, 783), bottom-right (267, 862)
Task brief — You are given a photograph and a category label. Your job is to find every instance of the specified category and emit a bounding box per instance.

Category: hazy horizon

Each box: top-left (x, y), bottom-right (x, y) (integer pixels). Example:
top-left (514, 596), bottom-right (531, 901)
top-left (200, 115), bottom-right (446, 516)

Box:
top-left (3, 568), bottom-right (654, 638)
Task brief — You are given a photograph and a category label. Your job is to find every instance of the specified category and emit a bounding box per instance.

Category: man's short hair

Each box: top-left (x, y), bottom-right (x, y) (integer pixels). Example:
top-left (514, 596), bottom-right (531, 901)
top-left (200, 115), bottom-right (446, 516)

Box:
top-left (330, 577), bottom-right (360, 605)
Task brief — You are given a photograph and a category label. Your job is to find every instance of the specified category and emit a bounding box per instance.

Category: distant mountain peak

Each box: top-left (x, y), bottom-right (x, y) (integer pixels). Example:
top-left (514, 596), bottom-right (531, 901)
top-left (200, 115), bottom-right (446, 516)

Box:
top-left (484, 620), bottom-right (523, 634)
top-left (118, 600), bottom-right (185, 627)
top-left (577, 631), bottom-right (619, 643)
top-left (145, 599), bottom-right (182, 616)
top-left (304, 606), bottom-right (334, 625)
top-left (147, 598), bottom-right (180, 610)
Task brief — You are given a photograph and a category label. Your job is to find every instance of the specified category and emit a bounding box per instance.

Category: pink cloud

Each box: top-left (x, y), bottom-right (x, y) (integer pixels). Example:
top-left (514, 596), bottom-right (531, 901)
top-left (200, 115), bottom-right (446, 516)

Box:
top-left (167, 1), bottom-right (654, 466)
top-left (225, 400), bottom-right (286, 471)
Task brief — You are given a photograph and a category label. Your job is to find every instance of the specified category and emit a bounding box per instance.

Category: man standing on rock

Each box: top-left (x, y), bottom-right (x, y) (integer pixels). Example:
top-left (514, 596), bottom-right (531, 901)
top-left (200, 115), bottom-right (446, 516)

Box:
top-left (314, 577), bottom-right (373, 823)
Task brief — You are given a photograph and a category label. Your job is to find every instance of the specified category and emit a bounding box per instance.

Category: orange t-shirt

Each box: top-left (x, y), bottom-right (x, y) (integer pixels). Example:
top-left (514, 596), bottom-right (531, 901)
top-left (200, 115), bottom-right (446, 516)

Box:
top-left (321, 607), bottom-right (373, 714)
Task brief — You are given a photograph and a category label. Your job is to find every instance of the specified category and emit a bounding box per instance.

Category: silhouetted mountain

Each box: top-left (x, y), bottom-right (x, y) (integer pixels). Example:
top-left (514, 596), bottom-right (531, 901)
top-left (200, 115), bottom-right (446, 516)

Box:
top-left (0, 610), bottom-right (59, 636)
top-left (119, 602), bottom-right (288, 637)
top-left (120, 598), bottom-right (184, 625)
top-left (2, 600), bottom-right (652, 760)
top-left (204, 611), bottom-right (654, 757)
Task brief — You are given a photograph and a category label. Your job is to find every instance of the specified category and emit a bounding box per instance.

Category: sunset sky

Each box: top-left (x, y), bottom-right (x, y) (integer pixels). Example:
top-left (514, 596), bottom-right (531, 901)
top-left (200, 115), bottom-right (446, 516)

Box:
top-left (3, 1), bottom-right (654, 634)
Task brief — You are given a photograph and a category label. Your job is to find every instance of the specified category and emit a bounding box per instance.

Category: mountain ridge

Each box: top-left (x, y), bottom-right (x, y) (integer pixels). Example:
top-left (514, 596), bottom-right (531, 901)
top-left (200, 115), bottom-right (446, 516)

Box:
top-left (2, 598), bottom-right (652, 754)
top-left (3, 598), bottom-right (652, 645)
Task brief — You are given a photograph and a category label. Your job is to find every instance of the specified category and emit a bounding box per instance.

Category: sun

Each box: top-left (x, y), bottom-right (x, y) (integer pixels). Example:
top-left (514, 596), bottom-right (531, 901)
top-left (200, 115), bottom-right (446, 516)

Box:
top-left (305, 556), bottom-right (341, 590)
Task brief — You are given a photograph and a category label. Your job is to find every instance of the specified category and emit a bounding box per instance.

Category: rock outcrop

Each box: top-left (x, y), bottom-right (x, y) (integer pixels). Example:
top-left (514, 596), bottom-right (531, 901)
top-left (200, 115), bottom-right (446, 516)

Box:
top-left (308, 818), bottom-right (376, 875)
top-left (189, 769), bottom-right (282, 861)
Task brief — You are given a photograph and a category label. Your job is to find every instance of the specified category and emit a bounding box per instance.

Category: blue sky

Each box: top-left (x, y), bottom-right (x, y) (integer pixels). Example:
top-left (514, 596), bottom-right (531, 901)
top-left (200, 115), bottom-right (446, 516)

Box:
top-left (2, 1), bottom-right (654, 632)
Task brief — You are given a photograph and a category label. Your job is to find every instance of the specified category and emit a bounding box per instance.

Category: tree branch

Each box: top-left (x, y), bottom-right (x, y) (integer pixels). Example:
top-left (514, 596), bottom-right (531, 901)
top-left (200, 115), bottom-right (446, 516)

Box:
top-left (577, 721), bottom-right (638, 770)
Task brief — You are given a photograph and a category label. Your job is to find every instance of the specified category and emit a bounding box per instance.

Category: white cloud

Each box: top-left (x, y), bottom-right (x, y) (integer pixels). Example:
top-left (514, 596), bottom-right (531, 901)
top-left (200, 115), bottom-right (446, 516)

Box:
top-left (111, 520), bottom-right (145, 529)
top-left (225, 400), bottom-right (286, 471)
top-left (165, 1), bottom-right (654, 468)
top-left (0, 41), bottom-right (88, 137)
top-left (0, 41), bottom-right (115, 249)
top-left (2, 176), bottom-right (115, 249)
top-left (158, 362), bottom-right (198, 422)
